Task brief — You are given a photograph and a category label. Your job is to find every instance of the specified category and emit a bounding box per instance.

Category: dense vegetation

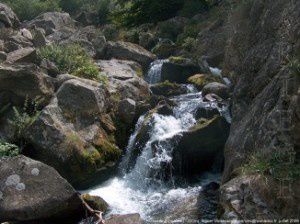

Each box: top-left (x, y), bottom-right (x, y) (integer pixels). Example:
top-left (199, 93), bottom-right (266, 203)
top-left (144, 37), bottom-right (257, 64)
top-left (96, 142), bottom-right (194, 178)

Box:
top-left (2, 0), bottom-right (212, 26)
top-left (38, 44), bottom-right (102, 81)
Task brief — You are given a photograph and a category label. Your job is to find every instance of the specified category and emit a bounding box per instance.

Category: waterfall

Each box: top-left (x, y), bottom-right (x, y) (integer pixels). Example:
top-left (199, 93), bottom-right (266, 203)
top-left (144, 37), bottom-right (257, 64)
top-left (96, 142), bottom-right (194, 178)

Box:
top-left (84, 62), bottom-right (229, 221)
top-left (145, 59), bottom-right (168, 84)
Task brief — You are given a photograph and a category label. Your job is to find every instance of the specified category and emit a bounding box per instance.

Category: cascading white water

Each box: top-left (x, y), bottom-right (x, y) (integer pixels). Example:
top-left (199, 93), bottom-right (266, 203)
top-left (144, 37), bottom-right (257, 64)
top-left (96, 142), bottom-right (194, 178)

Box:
top-left (84, 91), bottom-right (225, 221)
top-left (145, 59), bottom-right (168, 84)
top-left (84, 63), bottom-right (230, 222)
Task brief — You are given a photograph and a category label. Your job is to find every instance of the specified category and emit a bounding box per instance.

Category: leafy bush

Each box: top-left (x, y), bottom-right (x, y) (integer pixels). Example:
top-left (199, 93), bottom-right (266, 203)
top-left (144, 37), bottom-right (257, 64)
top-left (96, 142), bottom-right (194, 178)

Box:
top-left (0, 141), bottom-right (19, 158)
top-left (38, 44), bottom-right (101, 81)
top-left (2, 0), bottom-right (61, 21)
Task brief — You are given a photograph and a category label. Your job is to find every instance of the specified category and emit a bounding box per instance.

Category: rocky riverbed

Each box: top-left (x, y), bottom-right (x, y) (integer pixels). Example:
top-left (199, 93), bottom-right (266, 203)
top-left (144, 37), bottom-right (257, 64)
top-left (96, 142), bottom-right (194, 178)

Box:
top-left (0, 0), bottom-right (299, 223)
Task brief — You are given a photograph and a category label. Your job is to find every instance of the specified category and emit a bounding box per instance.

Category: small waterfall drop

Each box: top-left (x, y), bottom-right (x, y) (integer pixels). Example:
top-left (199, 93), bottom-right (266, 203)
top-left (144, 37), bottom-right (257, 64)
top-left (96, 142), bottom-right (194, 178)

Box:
top-left (145, 59), bottom-right (168, 84)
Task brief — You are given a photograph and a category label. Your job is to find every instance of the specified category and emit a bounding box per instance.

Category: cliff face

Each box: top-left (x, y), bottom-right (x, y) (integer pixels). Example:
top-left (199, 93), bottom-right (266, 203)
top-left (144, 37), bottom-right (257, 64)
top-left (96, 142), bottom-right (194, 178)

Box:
top-left (221, 0), bottom-right (300, 219)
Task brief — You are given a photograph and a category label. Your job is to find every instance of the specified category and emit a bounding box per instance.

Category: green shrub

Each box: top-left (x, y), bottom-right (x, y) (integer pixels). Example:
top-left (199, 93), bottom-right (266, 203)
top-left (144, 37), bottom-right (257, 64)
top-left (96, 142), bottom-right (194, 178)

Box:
top-left (0, 141), bottom-right (19, 158)
top-left (2, 0), bottom-right (61, 21)
top-left (38, 44), bottom-right (101, 81)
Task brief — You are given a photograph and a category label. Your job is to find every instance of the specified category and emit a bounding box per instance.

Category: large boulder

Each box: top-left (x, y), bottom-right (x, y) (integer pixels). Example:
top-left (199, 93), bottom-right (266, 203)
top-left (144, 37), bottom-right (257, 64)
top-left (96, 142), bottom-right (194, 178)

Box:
top-left (172, 116), bottom-right (230, 177)
top-left (103, 41), bottom-right (157, 70)
top-left (61, 26), bottom-right (107, 58)
top-left (24, 78), bottom-right (121, 187)
top-left (97, 59), bottom-right (150, 102)
top-left (0, 3), bottom-right (20, 28)
top-left (161, 57), bottom-right (201, 83)
top-left (0, 64), bottom-right (54, 106)
top-left (6, 47), bottom-right (39, 64)
top-left (97, 59), bottom-right (151, 148)
top-left (0, 155), bottom-right (84, 223)
top-left (3, 32), bottom-right (33, 53)
top-left (26, 12), bottom-right (76, 36)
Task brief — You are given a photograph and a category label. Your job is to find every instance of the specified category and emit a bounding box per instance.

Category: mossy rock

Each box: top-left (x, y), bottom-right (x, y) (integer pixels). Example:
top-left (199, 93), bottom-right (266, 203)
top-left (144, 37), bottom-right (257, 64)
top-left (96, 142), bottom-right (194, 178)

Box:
top-left (168, 56), bottom-right (191, 65)
top-left (187, 74), bottom-right (223, 90)
top-left (95, 138), bottom-right (122, 164)
top-left (150, 80), bottom-right (186, 97)
top-left (81, 194), bottom-right (109, 213)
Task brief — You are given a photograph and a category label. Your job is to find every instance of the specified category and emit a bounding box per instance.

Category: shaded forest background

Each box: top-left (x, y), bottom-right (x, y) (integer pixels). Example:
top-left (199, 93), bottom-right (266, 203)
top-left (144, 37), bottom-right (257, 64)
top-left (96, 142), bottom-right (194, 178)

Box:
top-left (1, 0), bottom-right (214, 25)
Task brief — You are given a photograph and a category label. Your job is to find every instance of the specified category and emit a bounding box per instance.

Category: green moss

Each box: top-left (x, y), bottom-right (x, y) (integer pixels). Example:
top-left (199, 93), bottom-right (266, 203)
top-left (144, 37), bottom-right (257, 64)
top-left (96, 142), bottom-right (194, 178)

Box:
top-left (168, 56), bottom-right (188, 64)
top-left (0, 141), bottom-right (19, 158)
top-left (190, 116), bottom-right (219, 131)
top-left (95, 138), bottom-right (121, 163)
top-left (81, 194), bottom-right (109, 212)
top-left (187, 74), bottom-right (222, 89)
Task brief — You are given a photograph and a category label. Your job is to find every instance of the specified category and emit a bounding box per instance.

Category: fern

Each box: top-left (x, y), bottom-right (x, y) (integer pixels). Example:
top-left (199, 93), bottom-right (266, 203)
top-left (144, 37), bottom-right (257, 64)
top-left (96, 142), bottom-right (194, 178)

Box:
top-left (9, 96), bottom-right (42, 141)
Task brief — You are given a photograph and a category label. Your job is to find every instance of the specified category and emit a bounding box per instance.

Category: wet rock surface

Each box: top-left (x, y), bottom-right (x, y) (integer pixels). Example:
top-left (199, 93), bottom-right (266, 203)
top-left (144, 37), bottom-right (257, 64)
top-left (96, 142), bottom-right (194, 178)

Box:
top-left (172, 115), bottom-right (230, 177)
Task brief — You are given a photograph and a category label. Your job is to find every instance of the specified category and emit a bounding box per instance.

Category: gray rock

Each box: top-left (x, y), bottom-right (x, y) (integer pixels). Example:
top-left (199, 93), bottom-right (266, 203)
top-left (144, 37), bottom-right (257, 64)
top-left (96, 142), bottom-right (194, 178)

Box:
top-left (172, 116), bottom-right (230, 176)
top-left (118, 98), bottom-right (136, 124)
top-left (106, 214), bottom-right (143, 224)
top-left (26, 12), bottom-right (76, 36)
top-left (24, 77), bottom-right (121, 187)
top-left (56, 79), bottom-right (108, 118)
top-left (20, 28), bottom-right (33, 40)
top-left (32, 28), bottom-right (47, 47)
top-left (202, 82), bottom-right (230, 99)
top-left (0, 3), bottom-right (20, 28)
top-left (0, 63), bottom-right (54, 106)
top-left (103, 41), bottom-right (157, 69)
top-left (97, 59), bottom-right (150, 102)
top-left (0, 155), bottom-right (83, 223)
top-left (150, 81), bottom-right (187, 97)
top-left (40, 59), bottom-right (59, 77)
top-left (6, 47), bottom-right (39, 64)
top-left (0, 51), bottom-right (7, 61)
top-left (161, 58), bottom-right (201, 83)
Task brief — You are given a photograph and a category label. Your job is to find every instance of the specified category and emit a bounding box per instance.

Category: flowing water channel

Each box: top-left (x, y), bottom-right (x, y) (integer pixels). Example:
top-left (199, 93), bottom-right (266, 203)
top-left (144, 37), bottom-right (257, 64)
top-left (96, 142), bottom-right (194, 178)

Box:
top-left (84, 60), bottom-right (230, 222)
